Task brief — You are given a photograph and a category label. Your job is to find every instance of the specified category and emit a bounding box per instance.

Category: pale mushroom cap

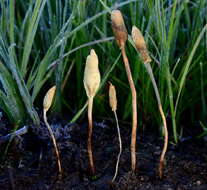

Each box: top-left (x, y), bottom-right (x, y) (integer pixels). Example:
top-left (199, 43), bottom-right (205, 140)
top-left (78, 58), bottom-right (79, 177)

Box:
top-left (83, 49), bottom-right (101, 98)
top-left (109, 83), bottom-right (117, 112)
top-left (131, 26), bottom-right (146, 50)
top-left (132, 26), bottom-right (151, 63)
top-left (43, 86), bottom-right (56, 112)
top-left (111, 9), bottom-right (128, 48)
top-left (85, 49), bottom-right (99, 69)
top-left (111, 10), bottom-right (125, 26)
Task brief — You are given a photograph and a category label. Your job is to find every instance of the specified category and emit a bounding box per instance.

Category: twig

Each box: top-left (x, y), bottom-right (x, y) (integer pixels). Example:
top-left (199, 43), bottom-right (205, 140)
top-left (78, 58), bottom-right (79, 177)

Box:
top-left (0, 126), bottom-right (28, 144)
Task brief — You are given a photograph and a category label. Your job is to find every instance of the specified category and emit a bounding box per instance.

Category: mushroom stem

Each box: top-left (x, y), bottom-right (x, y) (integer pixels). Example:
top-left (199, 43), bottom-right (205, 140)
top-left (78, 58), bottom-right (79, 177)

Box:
top-left (144, 63), bottom-right (168, 178)
top-left (112, 111), bottom-right (122, 182)
top-left (158, 104), bottom-right (168, 179)
top-left (87, 97), bottom-right (95, 175)
top-left (120, 43), bottom-right (137, 172)
top-left (43, 109), bottom-right (62, 178)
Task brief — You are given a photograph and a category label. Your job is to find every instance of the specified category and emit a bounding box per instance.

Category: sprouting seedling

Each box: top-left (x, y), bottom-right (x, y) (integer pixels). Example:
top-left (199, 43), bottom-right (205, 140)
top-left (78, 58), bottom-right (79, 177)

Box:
top-left (83, 49), bottom-right (101, 176)
top-left (132, 26), bottom-right (168, 179)
top-left (43, 86), bottom-right (62, 178)
top-left (109, 82), bottom-right (122, 182)
top-left (111, 9), bottom-right (138, 172)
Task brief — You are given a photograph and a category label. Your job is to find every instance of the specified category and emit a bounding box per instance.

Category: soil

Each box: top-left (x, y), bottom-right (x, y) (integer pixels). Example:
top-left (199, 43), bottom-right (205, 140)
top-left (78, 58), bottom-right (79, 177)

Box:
top-left (0, 115), bottom-right (207, 190)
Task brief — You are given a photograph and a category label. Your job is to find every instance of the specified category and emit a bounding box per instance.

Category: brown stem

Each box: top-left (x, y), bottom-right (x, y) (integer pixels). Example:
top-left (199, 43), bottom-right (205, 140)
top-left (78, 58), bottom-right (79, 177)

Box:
top-left (88, 97), bottom-right (95, 175)
top-left (43, 110), bottom-right (62, 178)
top-left (158, 105), bottom-right (168, 179)
top-left (121, 44), bottom-right (137, 172)
top-left (144, 63), bottom-right (168, 178)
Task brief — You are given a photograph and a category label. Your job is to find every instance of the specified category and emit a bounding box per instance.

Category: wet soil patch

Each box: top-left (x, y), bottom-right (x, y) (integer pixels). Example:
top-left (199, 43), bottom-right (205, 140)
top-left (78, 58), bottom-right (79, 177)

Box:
top-left (0, 117), bottom-right (207, 190)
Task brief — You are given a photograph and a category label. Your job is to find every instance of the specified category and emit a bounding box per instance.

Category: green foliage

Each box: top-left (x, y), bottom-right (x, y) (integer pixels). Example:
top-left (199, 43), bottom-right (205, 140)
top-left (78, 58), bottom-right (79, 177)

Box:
top-left (0, 0), bottom-right (206, 142)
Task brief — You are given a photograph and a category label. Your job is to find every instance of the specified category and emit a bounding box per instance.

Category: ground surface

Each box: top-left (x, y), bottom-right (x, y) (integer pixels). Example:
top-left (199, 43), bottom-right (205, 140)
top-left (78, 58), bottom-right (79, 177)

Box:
top-left (0, 115), bottom-right (207, 190)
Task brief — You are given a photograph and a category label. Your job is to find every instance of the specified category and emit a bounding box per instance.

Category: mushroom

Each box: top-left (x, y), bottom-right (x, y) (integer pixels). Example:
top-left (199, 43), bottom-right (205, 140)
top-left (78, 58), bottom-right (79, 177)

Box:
top-left (111, 10), bottom-right (138, 172)
top-left (83, 49), bottom-right (101, 175)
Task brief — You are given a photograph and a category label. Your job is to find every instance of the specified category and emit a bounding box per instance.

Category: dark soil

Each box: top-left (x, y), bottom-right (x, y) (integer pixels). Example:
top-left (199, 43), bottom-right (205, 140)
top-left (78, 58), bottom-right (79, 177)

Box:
top-left (0, 115), bottom-right (207, 190)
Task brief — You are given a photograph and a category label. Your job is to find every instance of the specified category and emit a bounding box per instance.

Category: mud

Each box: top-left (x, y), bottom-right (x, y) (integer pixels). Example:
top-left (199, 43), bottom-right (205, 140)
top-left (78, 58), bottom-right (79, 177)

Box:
top-left (0, 116), bottom-right (206, 190)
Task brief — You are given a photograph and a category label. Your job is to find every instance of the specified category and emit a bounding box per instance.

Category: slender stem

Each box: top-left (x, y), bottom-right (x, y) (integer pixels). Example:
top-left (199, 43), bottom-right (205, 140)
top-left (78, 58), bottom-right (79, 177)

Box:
top-left (43, 110), bottom-right (62, 177)
top-left (121, 44), bottom-right (137, 172)
top-left (88, 97), bottom-right (95, 175)
top-left (112, 111), bottom-right (122, 182)
top-left (158, 105), bottom-right (168, 179)
top-left (143, 63), bottom-right (161, 105)
top-left (144, 63), bottom-right (168, 178)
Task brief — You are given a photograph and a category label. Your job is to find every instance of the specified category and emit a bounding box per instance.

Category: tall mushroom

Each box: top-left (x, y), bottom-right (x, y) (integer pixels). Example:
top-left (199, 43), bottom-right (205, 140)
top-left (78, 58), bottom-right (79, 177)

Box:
top-left (43, 86), bottom-right (62, 178)
top-left (109, 82), bottom-right (122, 182)
top-left (132, 26), bottom-right (168, 178)
top-left (83, 49), bottom-right (101, 176)
top-left (111, 10), bottom-right (138, 172)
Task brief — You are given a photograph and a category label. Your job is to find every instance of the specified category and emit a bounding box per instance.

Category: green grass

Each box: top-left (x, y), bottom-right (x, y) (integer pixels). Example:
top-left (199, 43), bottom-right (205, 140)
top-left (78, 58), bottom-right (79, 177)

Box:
top-left (0, 0), bottom-right (206, 143)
